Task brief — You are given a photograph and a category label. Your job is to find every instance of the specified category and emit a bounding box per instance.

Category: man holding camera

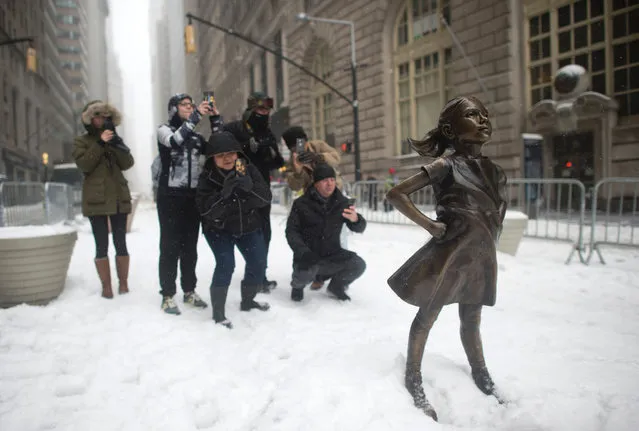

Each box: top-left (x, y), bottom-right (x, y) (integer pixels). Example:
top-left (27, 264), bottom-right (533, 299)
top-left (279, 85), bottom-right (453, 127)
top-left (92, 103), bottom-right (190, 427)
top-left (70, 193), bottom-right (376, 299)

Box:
top-left (155, 93), bottom-right (215, 315)
top-left (222, 92), bottom-right (284, 292)
top-left (285, 163), bottom-right (367, 302)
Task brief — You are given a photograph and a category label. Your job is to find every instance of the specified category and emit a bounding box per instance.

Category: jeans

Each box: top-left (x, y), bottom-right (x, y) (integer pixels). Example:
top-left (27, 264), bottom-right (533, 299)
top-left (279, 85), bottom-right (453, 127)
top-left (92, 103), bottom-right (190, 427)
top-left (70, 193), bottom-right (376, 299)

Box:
top-left (89, 213), bottom-right (128, 258)
top-left (203, 229), bottom-right (267, 287)
top-left (157, 192), bottom-right (200, 297)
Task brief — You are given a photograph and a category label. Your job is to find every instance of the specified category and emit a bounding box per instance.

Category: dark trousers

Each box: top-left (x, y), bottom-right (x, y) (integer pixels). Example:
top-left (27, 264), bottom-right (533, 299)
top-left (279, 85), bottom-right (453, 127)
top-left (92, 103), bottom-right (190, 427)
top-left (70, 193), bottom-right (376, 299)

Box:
top-left (89, 213), bottom-right (128, 259)
top-left (259, 204), bottom-right (272, 278)
top-left (203, 229), bottom-right (267, 322)
top-left (291, 253), bottom-right (366, 290)
top-left (157, 192), bottom-right (200, 297)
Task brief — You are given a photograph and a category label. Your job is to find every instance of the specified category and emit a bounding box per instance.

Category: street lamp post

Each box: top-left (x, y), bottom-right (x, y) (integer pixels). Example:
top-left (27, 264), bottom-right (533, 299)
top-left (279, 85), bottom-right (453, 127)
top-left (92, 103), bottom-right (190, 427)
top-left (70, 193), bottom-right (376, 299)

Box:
top-left (296, 13), bottom-right (361, 181)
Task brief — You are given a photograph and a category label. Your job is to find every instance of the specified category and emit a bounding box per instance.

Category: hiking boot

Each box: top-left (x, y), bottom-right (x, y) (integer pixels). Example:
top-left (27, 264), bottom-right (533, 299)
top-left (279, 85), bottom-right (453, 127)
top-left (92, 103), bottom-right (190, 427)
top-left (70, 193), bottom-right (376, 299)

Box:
top-left (161, 296), bottom-right (181, 315)
top-left (184, 292), bottom-right (208, 308)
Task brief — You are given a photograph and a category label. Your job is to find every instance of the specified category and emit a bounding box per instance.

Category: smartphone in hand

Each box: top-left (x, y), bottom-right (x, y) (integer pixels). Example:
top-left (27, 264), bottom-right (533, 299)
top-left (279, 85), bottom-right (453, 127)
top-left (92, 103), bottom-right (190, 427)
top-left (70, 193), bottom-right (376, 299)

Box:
top-left (203, 91), bottom-right (215, 109)
top-left (295, 138), bottom-right (305, 154)
top-left (346, 198), bottom-right (356, 207)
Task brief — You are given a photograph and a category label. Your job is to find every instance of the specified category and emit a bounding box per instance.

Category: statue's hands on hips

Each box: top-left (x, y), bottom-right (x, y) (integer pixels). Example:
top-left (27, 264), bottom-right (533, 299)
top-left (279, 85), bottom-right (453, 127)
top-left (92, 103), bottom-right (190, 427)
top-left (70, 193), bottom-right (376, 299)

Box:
top-left (429, 221), bottom-right (447, 239)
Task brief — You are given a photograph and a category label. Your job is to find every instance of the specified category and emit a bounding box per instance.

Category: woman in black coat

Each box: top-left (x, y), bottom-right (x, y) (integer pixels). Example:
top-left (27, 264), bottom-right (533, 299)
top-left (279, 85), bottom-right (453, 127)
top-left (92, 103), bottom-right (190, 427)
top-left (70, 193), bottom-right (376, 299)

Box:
top-left (196, 131), bottom-right (272, 329)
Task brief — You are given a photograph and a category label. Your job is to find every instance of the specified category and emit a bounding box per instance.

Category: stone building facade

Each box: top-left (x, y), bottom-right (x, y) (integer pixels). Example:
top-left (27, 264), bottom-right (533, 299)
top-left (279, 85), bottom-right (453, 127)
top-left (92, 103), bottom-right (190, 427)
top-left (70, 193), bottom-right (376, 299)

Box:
top-left (0, 0), bottom-right (75, 181)
top-left (192, 0), bottom-right (638, 184)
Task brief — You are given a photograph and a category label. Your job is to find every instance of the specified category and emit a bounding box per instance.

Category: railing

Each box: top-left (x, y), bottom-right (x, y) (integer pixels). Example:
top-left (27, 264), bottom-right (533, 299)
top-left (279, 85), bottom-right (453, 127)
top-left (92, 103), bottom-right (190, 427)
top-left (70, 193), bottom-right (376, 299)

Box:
top-left (584, 177), bottom-right (639, 264)
top-left (0, 181), bottom-right (76, 227)
top-left (269, 177), bottom-right (639, 265)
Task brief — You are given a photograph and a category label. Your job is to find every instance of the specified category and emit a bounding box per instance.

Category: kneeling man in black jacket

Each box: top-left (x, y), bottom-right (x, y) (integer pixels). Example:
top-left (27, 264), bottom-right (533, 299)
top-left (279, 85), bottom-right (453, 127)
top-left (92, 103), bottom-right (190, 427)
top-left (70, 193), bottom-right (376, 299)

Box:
top-left (285, 163), bottom-right (367, 302)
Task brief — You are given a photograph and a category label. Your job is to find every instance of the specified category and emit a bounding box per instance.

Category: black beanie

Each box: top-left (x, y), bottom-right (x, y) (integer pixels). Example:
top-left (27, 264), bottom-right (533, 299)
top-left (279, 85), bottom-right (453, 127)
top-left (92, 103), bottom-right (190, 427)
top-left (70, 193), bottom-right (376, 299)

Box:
top-left (313, 163), bottom-right (336, 183)
top-left (282, 126), bottom-right (307, 151)
top-left (205, 131), bottom-right (241, 157)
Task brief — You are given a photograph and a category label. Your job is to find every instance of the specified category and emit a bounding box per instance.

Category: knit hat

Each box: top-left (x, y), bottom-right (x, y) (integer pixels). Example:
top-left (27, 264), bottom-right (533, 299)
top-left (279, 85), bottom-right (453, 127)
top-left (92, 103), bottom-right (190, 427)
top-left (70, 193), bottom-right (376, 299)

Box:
top-left (313, 163), bottom-right (336, 183)
top-left (205, 131), bottom-right (242, 157)
top-left (167, 93), bottom-right (193, 120)
top-left (282, 126), bottom-right (307, 151)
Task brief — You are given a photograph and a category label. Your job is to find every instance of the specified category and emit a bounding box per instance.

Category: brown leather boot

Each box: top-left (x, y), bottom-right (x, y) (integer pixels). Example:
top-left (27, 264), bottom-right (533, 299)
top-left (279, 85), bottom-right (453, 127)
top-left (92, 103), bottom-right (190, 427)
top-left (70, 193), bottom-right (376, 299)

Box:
top-left (115, 255), bottom-right (130, 294)
top-left (95, 258), bottom-right (113, 299)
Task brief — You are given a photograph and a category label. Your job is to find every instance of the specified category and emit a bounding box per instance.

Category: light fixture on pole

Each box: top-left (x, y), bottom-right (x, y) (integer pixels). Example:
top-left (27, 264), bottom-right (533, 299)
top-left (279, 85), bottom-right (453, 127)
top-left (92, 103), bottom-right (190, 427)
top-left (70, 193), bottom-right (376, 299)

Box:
top-left (0, 37), bottom-right (36, 72)
top-left (295, 13), bottom-right (361, 181)
top-left (185, 17), bottom-right (196, 54)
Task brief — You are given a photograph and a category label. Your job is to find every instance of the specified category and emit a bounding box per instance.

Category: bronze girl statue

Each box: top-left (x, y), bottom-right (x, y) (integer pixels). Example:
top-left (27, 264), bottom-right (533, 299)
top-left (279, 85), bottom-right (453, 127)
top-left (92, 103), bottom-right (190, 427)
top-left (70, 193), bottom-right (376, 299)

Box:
top-left (386, 96), bottom-right (508, 421)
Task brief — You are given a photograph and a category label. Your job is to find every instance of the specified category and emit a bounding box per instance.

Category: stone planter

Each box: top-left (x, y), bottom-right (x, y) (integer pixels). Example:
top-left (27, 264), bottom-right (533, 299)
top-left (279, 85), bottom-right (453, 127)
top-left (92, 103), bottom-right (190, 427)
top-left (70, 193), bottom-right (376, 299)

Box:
top-left (0, 226), bottom-right (77, 308)
top-left (497, 211), bottom-right (529, 256)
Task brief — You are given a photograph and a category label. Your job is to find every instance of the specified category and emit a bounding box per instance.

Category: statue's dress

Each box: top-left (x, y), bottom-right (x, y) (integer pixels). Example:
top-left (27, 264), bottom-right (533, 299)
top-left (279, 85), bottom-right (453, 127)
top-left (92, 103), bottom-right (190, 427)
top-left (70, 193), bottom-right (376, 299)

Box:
top-left (388, 155), bottom-right (508, 311)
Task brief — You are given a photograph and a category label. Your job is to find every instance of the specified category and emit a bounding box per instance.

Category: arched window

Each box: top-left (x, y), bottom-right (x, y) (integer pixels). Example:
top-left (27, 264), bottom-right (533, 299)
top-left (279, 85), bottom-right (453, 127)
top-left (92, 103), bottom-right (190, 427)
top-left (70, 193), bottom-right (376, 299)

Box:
top-left (311, 44), bottom-right (335, 146)
top-left (393, 0), bottom-right (454, 154)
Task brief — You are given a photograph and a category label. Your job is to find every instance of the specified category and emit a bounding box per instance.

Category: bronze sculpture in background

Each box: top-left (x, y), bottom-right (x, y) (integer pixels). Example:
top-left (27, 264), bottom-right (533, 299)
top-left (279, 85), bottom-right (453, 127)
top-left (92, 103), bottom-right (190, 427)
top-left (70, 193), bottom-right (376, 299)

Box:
top-left (386, 96), bottom-right (508, 421)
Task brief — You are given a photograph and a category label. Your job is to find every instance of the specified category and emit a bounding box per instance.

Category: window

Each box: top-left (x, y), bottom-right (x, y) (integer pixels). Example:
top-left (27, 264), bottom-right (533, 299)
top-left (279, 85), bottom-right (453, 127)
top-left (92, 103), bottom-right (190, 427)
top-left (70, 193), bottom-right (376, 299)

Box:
top-left (24, 99), bottom-right (31, 150)
top-left (260, 50), bottom-right (268, 94)
top-left (310, 44), bottom-right (335, 146)
top-left (58, 30), bottom-right (80, 40)
top-left (611, 0), bottom-right (639, 116)
top-left (11, 87), bottom-right (18, 146)
top-left (249, 64), bottom-right (255, 93)
top-left (526, 0), bottom-right (639, 116)
top-left (274, 31), bottom-right (285, 107)
top-left (35, 108), bottom-right (41, 153)
top-left (55, 0), bottom-right (77, 7)
top-left (59, 46), bottom-right (81, 54)
top-left (393, 0), bottom-right (453, 155)
top-left (57, 15), bottom-right (79, 25)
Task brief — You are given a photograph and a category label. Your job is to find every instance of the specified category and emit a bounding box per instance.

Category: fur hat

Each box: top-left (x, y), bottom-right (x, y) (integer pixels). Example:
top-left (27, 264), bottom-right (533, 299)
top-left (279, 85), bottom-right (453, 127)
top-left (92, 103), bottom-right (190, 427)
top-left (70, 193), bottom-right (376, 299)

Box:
top-left (313, 163), bottom-right (336, 183)
top-left (81, 100), bottom-right (122, 126)
top-left (282, 126), bottom-right (307, 151)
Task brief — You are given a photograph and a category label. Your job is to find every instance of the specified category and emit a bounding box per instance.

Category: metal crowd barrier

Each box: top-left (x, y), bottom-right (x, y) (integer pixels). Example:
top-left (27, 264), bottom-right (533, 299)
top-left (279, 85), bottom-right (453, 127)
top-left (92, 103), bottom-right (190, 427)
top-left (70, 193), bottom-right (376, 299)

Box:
top-left (584, 177), bottom-right (639, 264)
top-left (0, 181), bottom-right (74, 227)
top-left (269, 176), bottom-right (638, 265)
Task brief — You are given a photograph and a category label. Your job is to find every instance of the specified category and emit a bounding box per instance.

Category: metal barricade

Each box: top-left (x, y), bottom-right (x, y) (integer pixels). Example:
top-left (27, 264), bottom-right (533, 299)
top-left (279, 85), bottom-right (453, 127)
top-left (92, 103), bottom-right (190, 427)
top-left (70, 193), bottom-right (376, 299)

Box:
top-left (44, 182), bottom-right (72, 225)
top-left (348, 180), bottom-right (436, 225)
top-left (0, 181), bottom-right (73, 227)
top-left (506, 179), bottom-right (587, 264)
top-left (585, 177), bottom-right (639, 264)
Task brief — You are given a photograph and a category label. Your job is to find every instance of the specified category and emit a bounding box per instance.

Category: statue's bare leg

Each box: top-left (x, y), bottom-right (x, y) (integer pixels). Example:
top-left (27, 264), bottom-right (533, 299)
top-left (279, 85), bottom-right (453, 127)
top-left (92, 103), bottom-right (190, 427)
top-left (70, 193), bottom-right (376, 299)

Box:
top-left (405, 306), bottom-right (441, 420)
top-left (459, 304), bottom-right (495, 395)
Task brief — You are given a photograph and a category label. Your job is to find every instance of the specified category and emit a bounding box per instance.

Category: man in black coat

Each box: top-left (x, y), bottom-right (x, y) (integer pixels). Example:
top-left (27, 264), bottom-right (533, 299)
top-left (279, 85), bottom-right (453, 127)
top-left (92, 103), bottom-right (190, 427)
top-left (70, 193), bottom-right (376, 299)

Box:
top-left (221, 92), bottom-right (284, 291)
top-left (285, 163), bottom-right (367, 302)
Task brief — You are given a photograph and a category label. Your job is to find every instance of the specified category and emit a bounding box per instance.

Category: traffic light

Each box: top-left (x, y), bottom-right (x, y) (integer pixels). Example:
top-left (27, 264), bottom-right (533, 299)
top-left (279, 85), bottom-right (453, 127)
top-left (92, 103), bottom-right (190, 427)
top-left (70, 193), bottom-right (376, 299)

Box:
top-left (340, 141), bottom-right (352, 153)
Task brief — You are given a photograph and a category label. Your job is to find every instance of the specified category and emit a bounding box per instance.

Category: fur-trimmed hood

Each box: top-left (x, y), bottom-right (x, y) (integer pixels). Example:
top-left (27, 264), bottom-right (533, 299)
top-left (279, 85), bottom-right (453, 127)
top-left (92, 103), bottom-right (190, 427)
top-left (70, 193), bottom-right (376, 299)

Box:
top-left (81, 100), bottom-right (122, 127)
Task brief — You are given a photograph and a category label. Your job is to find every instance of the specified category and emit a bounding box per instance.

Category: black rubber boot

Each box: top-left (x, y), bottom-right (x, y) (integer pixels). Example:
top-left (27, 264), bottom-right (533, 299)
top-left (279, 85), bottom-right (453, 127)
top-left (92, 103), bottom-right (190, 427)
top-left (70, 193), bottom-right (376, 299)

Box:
top-left (240, 282), bottom-right (270, 311)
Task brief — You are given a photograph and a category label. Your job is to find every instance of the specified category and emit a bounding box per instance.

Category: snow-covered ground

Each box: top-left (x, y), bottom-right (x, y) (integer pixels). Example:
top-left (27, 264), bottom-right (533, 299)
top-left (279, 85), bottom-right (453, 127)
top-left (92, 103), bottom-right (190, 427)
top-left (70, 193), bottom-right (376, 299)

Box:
top-left (1, 202), bottom-right (639, 431)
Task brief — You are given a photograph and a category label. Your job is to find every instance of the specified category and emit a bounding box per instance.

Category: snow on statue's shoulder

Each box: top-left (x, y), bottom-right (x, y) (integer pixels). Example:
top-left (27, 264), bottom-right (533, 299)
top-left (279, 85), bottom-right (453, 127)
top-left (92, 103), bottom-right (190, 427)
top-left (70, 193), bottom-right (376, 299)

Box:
top-left (0, 224), bottom-right (77, 239)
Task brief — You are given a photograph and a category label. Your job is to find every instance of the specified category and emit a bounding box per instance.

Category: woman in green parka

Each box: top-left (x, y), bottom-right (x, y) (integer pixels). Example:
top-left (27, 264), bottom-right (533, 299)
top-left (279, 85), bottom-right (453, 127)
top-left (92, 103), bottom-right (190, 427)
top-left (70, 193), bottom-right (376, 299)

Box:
top-left (73, 100), bottom-right (134, 299)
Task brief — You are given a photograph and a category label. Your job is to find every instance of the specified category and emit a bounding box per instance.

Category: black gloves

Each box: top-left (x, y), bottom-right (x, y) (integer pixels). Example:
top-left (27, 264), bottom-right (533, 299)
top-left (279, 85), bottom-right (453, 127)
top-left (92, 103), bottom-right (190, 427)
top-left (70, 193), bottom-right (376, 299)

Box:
top-left (110, 136), bottom-right (131, 153)
top-left (222, 172), bottom-right (253, 199)
top-left (297, 151), bottom-right (323, 165)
